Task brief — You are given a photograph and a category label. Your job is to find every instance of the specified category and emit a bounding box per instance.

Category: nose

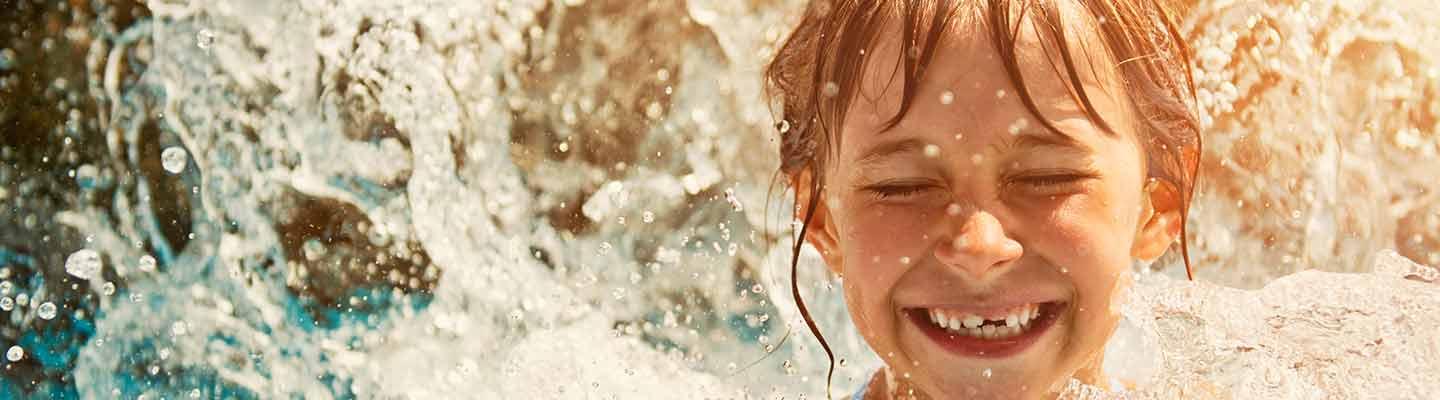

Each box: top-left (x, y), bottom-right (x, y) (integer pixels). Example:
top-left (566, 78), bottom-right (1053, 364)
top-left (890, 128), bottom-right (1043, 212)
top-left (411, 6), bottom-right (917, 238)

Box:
top-left (933, 206), bottom-right (1023, 279)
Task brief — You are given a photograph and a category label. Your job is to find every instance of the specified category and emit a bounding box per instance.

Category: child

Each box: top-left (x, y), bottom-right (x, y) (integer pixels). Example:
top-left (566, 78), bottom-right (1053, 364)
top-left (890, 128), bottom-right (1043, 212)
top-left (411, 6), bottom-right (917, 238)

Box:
top-left (765, 0), bottom-right (1200, 398)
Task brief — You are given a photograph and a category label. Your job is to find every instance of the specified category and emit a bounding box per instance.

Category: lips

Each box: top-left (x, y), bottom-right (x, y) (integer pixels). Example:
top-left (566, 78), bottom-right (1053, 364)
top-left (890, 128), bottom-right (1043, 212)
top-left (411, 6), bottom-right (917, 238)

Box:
top-left (906, 301), bottom-right (1065, 359)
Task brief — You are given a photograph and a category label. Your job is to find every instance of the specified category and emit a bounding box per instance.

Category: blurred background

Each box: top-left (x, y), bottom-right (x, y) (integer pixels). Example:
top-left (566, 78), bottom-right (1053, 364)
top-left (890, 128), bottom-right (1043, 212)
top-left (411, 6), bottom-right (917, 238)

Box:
top-left (1, 0), bottom-right (1438, 398)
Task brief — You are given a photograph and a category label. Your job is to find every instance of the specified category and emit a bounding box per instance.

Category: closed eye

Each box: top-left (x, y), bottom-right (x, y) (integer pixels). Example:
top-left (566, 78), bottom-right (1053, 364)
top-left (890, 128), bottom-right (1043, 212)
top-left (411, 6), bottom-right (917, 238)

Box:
top-left (862, 182), bottom-right (939, 200)
top-left (1006, 171), bottom-right (1098, 193)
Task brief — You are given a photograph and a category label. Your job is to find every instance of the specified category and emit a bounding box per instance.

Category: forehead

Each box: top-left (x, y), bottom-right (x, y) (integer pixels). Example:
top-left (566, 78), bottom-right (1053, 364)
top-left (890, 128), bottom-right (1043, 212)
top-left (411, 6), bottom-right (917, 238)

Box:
top-left (841, 0), bottom-right (1128, 147)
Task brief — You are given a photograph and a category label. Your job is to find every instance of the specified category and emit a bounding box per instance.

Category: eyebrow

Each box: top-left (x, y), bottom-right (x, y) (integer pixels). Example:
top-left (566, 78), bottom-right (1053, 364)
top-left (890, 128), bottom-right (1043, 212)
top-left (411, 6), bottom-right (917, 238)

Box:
top-left (855, 129), bottom-right (1087, 166)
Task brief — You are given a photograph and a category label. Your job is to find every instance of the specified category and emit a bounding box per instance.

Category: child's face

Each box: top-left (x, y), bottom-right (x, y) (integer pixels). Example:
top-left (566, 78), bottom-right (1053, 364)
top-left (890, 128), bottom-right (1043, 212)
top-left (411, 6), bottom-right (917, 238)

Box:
top-left (802, 9), bottom-right (1179, 399)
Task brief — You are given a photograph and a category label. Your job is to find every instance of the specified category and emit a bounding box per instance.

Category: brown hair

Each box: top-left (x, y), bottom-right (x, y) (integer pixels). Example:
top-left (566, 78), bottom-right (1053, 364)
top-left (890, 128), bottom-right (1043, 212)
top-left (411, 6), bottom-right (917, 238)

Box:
top-left (765, 0), bottom-right (1201, 394)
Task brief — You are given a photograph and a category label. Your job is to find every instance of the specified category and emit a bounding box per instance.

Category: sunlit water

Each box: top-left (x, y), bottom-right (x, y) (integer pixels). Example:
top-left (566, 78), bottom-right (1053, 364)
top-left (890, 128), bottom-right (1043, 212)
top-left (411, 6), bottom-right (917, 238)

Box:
top-left (1, 0), bottom-right (1438, 398)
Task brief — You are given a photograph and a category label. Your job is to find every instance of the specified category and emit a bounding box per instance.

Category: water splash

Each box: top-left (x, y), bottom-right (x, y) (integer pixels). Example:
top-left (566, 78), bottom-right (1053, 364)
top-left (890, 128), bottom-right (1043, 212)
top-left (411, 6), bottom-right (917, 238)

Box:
top-left (0, 0), bottom-right (1438, 399)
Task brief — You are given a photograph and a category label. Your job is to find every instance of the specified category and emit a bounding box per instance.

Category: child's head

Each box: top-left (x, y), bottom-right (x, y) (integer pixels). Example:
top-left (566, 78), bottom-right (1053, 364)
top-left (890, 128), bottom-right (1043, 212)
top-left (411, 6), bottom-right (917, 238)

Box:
top-left (766, 0), bottom-right (1199, 397)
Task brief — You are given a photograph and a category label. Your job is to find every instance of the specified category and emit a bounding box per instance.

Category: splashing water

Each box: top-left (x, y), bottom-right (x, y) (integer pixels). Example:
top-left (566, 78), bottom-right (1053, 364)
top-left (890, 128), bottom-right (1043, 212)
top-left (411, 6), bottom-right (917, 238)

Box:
top-left (0, 0), bottom-right (1438, 399)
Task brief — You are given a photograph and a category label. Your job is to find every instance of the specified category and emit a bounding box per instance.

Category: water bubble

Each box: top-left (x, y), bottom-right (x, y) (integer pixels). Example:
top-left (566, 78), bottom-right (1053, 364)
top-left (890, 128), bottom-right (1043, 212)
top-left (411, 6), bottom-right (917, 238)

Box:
top-left (37, 302), bottom-right (57, 320)
top-left (196, 29), bottom-right (215, 50)
top-left (939, 91), bottom-right (955, 105)
top-left (161, 146), bottom-right (189, 174)
top-left (0, 297), bottom-right (12, 311)
top-left (75, 164), bottom-right (100, 189)
top-left (598, 242), bottom-right (612, 255)
top-left (138, 255), bottom-right (157, 272)
top-left (5, 345), bottom-right (21, 361)
top-left (642, 211), bottom-right (655, 223)
top-left (558, 141), bottom-right (570, 153)
top-left (65, 249), bottom-right (102, 280)
top-left (103, 282), bottom-right (116, 296)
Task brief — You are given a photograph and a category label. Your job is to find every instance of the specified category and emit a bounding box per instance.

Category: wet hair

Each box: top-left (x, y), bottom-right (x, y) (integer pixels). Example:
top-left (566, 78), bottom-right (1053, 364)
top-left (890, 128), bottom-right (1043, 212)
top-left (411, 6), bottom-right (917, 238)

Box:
top-left (764, 0), bottom-right (1201, 394)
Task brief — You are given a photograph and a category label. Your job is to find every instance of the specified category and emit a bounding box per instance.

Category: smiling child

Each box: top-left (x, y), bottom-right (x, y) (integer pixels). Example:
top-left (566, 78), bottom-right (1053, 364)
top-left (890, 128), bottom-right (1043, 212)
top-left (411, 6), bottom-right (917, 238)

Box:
top-left (765, 0), bottom-right (1201, 398)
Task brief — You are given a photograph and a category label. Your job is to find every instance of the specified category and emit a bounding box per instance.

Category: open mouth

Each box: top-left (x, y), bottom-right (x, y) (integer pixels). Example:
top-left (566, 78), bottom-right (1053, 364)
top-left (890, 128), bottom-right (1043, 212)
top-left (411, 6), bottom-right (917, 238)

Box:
top-left (905, 301), bottom-right (1065, 359)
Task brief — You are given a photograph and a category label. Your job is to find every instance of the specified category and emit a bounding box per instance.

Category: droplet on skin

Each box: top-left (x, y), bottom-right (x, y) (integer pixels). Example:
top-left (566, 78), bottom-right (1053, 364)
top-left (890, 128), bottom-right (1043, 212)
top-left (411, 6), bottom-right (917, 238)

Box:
top-left (822, 82), bottom-right (840, 97)
top-left (923, 144), bottom-right (940, 158)
top-left (642, 211), bottom-right (655, 223)
top-left (939, 91), bottom-right (955, 105)
top-left (899, 256), bottom-right (912, 265)
top-left (982, 368), bottom-right (993, 378)
top-left (0, 297), bottom-right (11, 311)
top-left (946, 203), bottom-right (963, 216)
top-left (161, 146), bottom-right (188, 174)
top-left (996, 90), bottom-right (1006, 99)
top-left (1007, 118), bottom-right (1029, 135)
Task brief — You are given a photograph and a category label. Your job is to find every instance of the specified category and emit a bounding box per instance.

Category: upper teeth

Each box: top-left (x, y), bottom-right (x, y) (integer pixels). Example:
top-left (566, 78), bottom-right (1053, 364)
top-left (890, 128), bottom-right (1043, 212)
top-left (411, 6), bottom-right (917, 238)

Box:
top-left (927, 304), bottom-right (1041, 339)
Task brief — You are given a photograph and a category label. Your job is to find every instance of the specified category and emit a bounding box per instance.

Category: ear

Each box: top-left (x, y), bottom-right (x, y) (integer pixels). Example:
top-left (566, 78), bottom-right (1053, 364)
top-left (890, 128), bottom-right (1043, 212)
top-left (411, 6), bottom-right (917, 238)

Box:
top-left (793, 170), bottom-right (845, 275)
top-left (1131, 178), bottom-right (1183, 262)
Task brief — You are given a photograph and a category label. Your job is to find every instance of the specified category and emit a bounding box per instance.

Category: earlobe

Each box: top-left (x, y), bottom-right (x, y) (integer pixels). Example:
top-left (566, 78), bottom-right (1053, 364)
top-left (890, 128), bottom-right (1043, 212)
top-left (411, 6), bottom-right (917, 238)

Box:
top-left (1131, 179), bottom-right (1182, 262)
top-left (794, 172), bottom-right (845, 275)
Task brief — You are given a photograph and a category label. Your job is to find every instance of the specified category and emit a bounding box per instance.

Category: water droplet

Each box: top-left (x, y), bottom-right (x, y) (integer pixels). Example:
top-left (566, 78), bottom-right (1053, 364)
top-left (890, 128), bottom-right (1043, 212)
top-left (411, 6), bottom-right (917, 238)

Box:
top-left (75, 164), bottom-right (100, 189)
top-left (138, 255), bottom-right (157, 272)
top-left (558, 141), bottom-right (570, 153)
top-left (5, 345), bottom-right (22, 361)
top-left (899, 256), bottom-right (912, 265)
top-left (65, 249), bottom-right (102, 280)
top-left (751, 283), bottom-right (764, 293)
top-left (103, 282), bottom-right (116, 296)
top-left (995, 89), bottom-right (1007, 99)
top-left (196, 29), bottom-right (215, 50)
top-left (161, 146), bottom-right (188, 174)
top-left (724, 188), bottom-right (744, 212)
top-left (1060, 267), bottom-right (1069, 274)
top-left (839, 358), bottom-right (848, 367)
top-left (598, 242), bottom-right (612, 255)
top-left (981, 368), bottom-right (993, 378)
top-left (0, 297), bottom-right (12, 311)
top-left (642, 211), bottom-right (655, 223)
top-left (777, 120), bottom-right (791, 134)
top-left (822, 82), bottom-right (840, 97)
top-left (1007, 118), bottom-right (1029, 135)
top-left (939, 91), bottom-right (955, 105)
top-left (37, 302), bottom-right (56, 320)
top-left (947, 203), bottom-right (963, 216)
top-left (923, 144), bottom-right (940, 158)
